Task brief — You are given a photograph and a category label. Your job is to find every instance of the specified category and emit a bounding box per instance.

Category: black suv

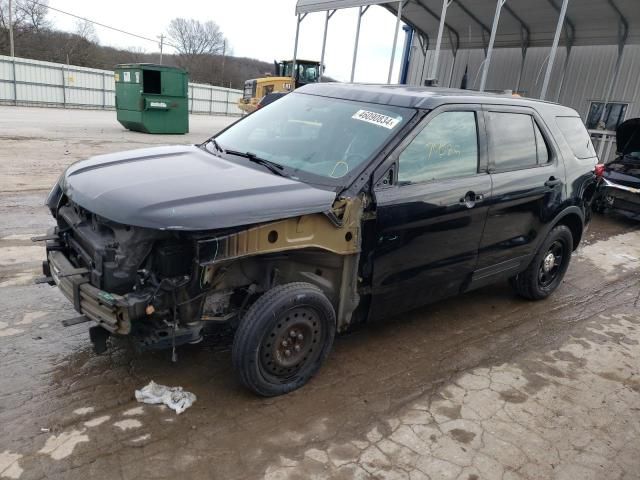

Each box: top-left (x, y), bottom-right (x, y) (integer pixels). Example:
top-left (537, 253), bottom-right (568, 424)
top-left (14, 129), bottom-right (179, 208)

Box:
top-left (38, 84), bottom-right (598, 396)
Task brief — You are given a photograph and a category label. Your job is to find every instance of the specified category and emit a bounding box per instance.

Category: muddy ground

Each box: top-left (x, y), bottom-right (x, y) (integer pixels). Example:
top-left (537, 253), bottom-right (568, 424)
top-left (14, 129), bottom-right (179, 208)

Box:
top-left (0, 107), bottom-right (639, 480)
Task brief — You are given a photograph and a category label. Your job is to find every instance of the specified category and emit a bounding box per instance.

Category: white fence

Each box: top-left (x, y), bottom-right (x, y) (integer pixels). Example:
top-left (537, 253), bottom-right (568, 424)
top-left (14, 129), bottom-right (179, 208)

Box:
top-left (589, 130), bottom-right (618, 164)
top-left (0, 55), bottom-right (243, 115)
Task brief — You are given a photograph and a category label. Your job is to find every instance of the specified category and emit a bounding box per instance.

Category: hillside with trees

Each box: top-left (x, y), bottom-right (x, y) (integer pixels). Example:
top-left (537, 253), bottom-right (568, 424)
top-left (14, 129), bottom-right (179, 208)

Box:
top-left (0, 0), bottom-right (277, 89)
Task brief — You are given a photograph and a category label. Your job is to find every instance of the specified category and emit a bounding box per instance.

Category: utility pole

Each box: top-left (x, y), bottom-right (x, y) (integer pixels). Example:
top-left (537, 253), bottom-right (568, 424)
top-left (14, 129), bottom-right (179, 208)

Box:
top-left (9, 0), bottom-right (15, 57)
top-left (159, 34), bottom-right (164, 64)
top-left (220, 39), bottom-right (226, 86)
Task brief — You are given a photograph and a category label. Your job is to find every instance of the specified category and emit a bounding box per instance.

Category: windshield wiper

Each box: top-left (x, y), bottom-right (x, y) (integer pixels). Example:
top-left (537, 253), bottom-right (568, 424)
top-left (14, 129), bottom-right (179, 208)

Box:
top-left (224, 149), bottom-right (286, 177)
top-left (203, 137), bottom-right (224, 153)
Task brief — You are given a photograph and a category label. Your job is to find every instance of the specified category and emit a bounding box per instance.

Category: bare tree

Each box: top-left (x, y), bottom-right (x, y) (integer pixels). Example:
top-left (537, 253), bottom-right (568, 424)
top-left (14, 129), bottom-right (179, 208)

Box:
top-left (16, 0), bottom-right (49, 32)
top-left (0, 0), bottom-right (25, 30)
top-left (74, 19), bottom-right (97, 42)
top-left (167, 18), bottom-right (225, 57)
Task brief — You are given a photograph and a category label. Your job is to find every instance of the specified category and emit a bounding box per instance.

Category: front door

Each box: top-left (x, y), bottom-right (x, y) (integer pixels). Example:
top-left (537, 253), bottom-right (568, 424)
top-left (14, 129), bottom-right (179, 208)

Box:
top-left (370, 106), bottom-right (491, 320)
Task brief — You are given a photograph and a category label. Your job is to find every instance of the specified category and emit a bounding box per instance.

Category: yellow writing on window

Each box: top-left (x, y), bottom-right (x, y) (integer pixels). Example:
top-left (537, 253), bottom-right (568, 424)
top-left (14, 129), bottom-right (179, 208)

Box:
top-left (426, 143), bottom-right (461, 161)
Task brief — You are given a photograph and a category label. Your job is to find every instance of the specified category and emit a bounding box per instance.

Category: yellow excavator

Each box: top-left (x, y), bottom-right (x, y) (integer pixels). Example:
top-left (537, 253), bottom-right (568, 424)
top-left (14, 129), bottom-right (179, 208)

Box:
top-left (237, 59), bottom-right (322, 114)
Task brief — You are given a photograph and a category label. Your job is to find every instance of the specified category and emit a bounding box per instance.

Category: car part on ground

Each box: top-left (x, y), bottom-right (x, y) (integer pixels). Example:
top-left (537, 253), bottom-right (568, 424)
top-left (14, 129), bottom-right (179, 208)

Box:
top-left (135, 381), bottom-right (196, 414)
top-left (36, 84), bottom-right (597, 396)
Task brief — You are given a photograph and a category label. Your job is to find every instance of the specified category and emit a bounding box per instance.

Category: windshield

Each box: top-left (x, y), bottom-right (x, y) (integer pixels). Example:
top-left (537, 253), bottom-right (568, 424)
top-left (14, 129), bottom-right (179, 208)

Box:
top-left (213, 92), bottom-right (412, 184)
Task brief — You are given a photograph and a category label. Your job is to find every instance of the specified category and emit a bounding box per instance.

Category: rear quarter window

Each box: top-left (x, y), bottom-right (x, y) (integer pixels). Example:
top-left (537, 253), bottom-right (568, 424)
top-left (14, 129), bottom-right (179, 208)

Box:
top-left (555, 116), bottom-right (597, 159)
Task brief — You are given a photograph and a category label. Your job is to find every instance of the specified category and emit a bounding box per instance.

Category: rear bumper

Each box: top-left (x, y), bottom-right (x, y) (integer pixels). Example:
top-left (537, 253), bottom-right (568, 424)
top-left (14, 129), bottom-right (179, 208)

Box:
top-left (46, 249), bottom-right (150, 334)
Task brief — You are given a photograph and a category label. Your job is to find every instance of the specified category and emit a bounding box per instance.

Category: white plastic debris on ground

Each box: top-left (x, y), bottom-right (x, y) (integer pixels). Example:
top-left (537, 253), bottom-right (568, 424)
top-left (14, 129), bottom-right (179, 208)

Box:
top-left (135, 381), bottom-right (196, 414)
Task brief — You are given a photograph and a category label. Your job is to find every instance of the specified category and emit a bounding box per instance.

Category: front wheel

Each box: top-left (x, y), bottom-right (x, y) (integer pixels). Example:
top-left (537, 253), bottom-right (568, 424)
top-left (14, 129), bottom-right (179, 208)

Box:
top-left (510, 225), bottom-right (573, 300)
top-left (232, 282), bottom-right (336, 396)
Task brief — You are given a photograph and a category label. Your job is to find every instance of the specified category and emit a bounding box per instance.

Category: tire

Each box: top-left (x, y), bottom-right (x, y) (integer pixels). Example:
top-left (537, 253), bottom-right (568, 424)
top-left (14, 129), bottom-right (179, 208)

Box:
top-left (510, 225), bottom-right (573, 300)
top-left (232, 282), bottom-right (336, 396)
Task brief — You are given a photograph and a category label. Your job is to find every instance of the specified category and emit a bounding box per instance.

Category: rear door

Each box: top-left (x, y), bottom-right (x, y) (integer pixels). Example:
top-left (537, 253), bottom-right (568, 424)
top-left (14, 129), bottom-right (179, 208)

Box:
top-left (370, 105), bottom-right (491, 319)
top-left (473, 106), bottom-right (565, 285)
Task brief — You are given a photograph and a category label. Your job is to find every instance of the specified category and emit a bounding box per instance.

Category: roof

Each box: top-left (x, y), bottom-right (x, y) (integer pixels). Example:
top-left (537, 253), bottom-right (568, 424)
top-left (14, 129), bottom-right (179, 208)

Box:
top-left (115, 63), bottom-right (187, 72)
top-left (296, 0), bottom-right (640, 49)
top-left (296, 0), bottom-right (389, 14)
top-left (295, 82), bottom-right (574, 112)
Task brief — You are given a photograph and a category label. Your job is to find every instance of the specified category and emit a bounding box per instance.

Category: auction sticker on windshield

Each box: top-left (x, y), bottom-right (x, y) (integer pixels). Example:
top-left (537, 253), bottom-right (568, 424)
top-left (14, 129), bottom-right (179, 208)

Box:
top-left (352, 110), bottom-right (401, 129)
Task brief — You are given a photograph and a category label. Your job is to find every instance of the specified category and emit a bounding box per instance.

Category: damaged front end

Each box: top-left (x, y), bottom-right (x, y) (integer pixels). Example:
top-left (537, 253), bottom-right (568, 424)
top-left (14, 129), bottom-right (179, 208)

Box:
top-left (37, 198), bottom-right (209, 352)
top-left (594, 118), bottom-right (640, 215)
top-left (36, 190), bottom-right (365, 355)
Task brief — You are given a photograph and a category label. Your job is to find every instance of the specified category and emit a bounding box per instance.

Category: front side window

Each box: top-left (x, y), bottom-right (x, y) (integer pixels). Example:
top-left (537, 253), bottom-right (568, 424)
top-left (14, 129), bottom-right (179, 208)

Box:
top-left (213, 93), bottom-right (412, 184)
top-left (488, 112), bottom-right (538, 170)
top-left (398, 111), bottom-right (479, 184)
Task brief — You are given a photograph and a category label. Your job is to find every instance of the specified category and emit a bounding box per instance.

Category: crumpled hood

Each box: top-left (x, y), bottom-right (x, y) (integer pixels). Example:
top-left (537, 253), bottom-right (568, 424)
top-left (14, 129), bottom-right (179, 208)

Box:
top-left (616, 118), bottom-right (640, 156)
top-left (60, 145), bottom-right (337, 230)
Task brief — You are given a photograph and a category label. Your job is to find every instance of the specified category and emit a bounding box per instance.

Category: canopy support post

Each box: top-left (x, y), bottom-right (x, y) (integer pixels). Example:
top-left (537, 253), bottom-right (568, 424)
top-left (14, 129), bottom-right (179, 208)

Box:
top-left (479, 0), bottom-right (507, 92)
top-left (292, 13), bottom-right (307, 86)
top-left (446, 28), bottom-right (458, 87)
top-left (388, 0), bottom-right (404, 84)
top-left (597, 0), bottom-right (629, 127)
top-left (555, 44), bottom-right (572, 102)
top-left (429, 0), bottom-right (452, 82)
top-left (515, 28), bottom-right (528, 93)
top-left (351, 5), bottom-right (369, 83)
top-left (418, 33), bottom-right (430, 85)
top-left (540, 0), bottom-right (569, 100)
top-left (319, 10), bottom-right (336, 82)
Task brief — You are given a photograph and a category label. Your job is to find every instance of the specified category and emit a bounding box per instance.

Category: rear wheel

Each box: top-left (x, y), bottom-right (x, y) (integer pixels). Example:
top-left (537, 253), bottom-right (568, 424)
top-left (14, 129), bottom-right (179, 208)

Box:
top-left (232, 282), bottom-right (336, 396)
top-left (510, 225), bottom-right (573, 300)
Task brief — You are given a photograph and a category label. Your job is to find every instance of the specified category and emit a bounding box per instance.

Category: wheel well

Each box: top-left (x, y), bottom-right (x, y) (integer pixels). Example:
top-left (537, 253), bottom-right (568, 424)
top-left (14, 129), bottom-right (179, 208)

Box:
top-left (556, 213), bottom-right (583, 250)
top-left (582, 182), bottom-right (598, 204)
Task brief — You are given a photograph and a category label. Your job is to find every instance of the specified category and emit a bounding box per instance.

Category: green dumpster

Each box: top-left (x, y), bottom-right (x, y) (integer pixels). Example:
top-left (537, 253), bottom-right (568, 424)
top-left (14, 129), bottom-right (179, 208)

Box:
top-left (114, 64), bottom-right (189, 134)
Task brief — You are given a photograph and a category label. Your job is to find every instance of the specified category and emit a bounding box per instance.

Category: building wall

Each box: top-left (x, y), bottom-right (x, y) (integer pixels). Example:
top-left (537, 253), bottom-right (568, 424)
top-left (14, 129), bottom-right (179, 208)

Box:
top-left (406, 42), bottom-right (640, 122)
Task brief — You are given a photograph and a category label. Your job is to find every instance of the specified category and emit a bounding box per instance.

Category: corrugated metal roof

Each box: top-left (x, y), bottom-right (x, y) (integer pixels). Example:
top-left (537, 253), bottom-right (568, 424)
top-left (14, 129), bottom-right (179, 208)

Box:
top-left (296, 0), bottom-right (394, 14)
top-left (296, 0), bottom-right (640, 48)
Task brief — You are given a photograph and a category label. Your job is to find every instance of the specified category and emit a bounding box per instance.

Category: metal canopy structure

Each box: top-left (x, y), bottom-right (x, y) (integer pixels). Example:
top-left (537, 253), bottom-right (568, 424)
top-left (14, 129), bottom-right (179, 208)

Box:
top-left (381, 0), bottom-right (639, 49)
top-left (297, 0), bottom-right (640, 48)
top-left (295, 0), bottom-right (639, 102)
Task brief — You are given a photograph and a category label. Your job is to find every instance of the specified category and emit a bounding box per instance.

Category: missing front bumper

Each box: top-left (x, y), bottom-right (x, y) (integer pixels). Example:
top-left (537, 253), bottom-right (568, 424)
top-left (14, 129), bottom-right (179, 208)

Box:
top-left (45, 250), bottom-right (149, 334)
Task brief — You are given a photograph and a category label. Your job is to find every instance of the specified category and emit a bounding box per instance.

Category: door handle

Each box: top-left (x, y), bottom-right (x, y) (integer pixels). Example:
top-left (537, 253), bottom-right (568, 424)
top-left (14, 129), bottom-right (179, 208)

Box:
top-left (544, 177), bottom-right (562, 188)
top-left (459, 191), bottom-right (484, 208)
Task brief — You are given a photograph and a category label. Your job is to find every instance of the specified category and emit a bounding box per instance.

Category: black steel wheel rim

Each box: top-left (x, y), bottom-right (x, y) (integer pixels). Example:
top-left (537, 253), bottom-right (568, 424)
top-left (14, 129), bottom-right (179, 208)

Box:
top-left (259, 306), bottom-right (324, 382)
top-left (538, 240), bottom-right (565, 288)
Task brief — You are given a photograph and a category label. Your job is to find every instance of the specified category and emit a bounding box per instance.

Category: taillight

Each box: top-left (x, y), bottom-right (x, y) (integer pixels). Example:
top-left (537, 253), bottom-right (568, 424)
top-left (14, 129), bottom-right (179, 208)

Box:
top-left (594, 163), bottom-right (605, 177)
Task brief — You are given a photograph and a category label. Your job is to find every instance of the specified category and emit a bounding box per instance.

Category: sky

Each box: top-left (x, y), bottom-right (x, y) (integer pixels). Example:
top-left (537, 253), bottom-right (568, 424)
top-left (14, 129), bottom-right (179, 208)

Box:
top-left (46, 0), bottom-right (408, 83)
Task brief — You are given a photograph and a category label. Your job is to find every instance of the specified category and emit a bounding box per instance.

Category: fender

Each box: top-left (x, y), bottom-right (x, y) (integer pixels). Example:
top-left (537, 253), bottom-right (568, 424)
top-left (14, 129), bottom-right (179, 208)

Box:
top-left (536, 205), bottom-right (585, 252)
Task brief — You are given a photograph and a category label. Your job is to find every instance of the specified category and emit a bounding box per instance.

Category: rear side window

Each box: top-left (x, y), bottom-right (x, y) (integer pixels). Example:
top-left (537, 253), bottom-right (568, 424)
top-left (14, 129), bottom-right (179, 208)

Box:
top-left (534, 122), bottom-right (550, 164)
top-left (488, 112), bottom-right (539, 170)
top-left (398, 111), bottom-right (478, 184)
top-left (556, 116), bottom-right (597, 159)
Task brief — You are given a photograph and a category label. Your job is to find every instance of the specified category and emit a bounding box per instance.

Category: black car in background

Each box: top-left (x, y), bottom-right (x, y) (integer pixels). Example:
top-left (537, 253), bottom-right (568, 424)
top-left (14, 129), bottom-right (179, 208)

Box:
top-left (594, 118), bottom-right (640, 215)
top-left (37, 84), bottom-right (598, 396)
